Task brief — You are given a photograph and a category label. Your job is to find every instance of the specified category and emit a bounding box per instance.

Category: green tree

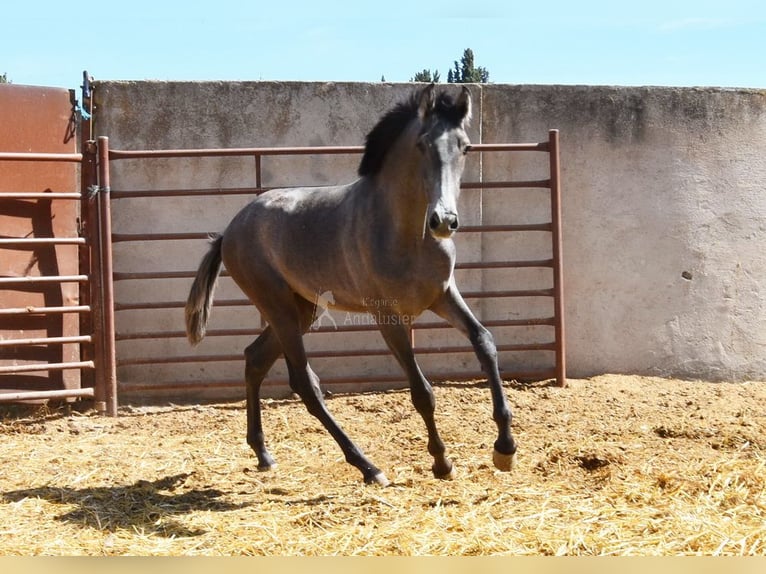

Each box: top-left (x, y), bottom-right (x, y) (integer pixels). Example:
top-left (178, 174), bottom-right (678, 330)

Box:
top-left (0, 73), bottom-right (9, 84)
top-left (447, 48), bottom-right (489, 83)
top-left (410, 69), bottom-right (441, 83)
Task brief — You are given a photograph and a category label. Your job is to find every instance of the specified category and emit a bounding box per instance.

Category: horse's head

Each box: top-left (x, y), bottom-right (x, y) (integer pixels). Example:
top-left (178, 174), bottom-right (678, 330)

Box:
top-left (415, 84), bottom-right (472, 239)
top-left (359, 84), bottom-right (473, 240)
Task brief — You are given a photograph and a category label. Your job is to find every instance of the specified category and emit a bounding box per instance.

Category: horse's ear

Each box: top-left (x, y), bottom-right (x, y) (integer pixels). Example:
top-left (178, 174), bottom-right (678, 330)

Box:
top-left (456, 86), bottom-right (472, 127)
top-left (417, 83), bottom-right (436, 120)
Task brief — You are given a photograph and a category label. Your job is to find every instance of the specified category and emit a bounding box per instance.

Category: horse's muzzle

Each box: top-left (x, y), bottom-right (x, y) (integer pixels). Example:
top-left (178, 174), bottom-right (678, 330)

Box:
top-left (429, 210), bottom-right (459, 238)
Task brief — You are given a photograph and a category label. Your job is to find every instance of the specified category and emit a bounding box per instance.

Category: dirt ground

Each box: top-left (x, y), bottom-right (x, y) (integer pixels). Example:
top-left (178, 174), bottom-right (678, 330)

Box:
top-left (1, 374), bottom-right (764, 555)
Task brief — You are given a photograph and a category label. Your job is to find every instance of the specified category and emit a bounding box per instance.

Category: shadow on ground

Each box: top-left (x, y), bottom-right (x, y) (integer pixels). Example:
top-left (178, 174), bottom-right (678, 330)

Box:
top-left (2, 473), bottom-right (244, 537)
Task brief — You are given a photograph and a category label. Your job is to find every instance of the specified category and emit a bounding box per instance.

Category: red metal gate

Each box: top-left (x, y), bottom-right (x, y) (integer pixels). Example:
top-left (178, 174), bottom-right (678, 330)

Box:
top-left (100, 130), bottom-right (565, 401)
top-left (0, 79), bottom-right (117, 414)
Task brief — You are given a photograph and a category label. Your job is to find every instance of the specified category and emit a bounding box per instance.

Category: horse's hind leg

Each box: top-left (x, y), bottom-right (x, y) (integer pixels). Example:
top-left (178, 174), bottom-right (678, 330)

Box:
top-left (244, 326), bottom-right (282, 470)
top-left (377, 321), bottom-right (454, 479)
top-left (260, 294), bottom-right (388, 486)
top-left (244, 297), bottom-right (317, 471)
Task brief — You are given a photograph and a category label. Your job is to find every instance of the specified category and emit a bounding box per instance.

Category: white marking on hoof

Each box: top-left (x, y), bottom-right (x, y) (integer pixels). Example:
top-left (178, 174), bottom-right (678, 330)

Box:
top-left (493, 449), bottom-right (517, 472)
top-left (437, 466), bottom-right (456, 481)
top-left (371, 472), bottom-right (390, 487)
top-left (257, 463), bottom-right (277, 472)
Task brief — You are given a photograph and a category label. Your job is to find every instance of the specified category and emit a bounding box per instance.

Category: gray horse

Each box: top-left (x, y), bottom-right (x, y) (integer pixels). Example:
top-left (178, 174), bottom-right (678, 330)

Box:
top-left (185, 84), bottom-right (517, 486)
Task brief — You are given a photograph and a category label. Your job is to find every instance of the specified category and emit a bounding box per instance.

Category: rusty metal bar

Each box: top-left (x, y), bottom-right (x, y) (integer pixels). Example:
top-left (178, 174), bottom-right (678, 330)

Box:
top-left (111, 228), bottom-right (552, 243)
top-left (461, 179), bottom-right (550, 189)
top-left (97, 136), bottom-right (118, 416)
top-left (106, 142), bottom-right (547, 161)
top-left (87, 145), bottom-right (107, 414)
top-left (114, 317), bottom-right (556, 341)
top-left (0, 361), bottom-right (95, 374)
top-left (109, 145), bottom-right (363, 160)
top-left (461, 223), bottom-right (552, 233)
top-left (0, 305), bottom-right (90, 316)
top-left (0, 335), bottom-right (92, 347)
top-left (117, 341), bottom-right (556, 367)
top-left (548, 129), bottom-right (567, 387)
top-left (0, 387), bottom-right (95, 402)
top-left (112, 187), bottom-right (264, 199)
top-left (456, 259), bottom-right (553, 269)
top-left (119, 367), bottom-right (558, 394)
top-left (112, 287), bottom-right (554, 312)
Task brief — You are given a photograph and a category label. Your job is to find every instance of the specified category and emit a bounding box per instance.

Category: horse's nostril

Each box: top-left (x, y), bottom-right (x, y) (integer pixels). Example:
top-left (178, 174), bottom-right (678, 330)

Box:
top-left (429, 212), bottom-right (441, 230)
top-left (449, 217), bottom-right (459, 230)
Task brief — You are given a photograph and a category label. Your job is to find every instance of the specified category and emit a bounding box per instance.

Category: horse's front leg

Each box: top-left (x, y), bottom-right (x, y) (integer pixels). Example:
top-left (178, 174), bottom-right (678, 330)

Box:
top-left (430, 283), bottom-right (517, 471)
top-left (377, 319), bottom-right (454, 479)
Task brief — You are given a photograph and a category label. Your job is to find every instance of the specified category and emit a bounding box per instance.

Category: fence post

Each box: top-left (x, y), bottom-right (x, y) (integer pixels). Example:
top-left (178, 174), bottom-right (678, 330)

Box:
top-left (548, 129), bottom-right (567, 387)
top-left (97, 136), bottom-right (118, 415)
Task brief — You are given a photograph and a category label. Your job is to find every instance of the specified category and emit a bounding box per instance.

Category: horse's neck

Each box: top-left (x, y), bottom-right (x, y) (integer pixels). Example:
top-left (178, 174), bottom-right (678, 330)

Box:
top-left (370, 135), bottom-right (430, 244)
top-left (368, 169), bottom-right (427, 247)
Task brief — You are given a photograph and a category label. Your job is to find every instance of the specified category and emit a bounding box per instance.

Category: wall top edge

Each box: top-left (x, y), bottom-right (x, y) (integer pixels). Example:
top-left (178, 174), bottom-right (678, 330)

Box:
top-left (91, 80), bottom-right (765, 94)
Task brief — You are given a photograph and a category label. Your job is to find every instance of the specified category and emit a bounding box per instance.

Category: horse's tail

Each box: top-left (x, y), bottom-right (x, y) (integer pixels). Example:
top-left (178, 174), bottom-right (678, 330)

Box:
top-left (185, 234), bottom-right (224, 346)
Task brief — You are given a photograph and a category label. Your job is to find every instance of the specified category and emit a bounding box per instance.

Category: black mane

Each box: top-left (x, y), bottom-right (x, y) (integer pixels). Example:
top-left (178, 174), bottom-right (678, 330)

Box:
top-left (358, 89), bottom-right (466, 177)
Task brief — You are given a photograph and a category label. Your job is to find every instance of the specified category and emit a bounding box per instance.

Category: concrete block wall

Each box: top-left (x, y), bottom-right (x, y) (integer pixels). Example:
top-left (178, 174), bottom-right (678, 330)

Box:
top-left (94, 81), bottom-right (766, 400)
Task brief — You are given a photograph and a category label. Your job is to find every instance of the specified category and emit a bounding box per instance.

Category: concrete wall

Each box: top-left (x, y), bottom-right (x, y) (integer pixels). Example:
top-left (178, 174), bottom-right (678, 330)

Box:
top-left (94, 81), bottom-right (766, 398)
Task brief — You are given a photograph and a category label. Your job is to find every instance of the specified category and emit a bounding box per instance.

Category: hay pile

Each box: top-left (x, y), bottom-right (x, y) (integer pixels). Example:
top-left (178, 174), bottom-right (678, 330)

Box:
top-left (1, 375), bottom-right (764, 555)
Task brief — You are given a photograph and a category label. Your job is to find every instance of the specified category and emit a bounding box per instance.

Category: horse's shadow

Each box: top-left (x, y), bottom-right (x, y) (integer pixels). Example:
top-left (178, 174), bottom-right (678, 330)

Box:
top-left (2, 473), bottom-right (244, 538)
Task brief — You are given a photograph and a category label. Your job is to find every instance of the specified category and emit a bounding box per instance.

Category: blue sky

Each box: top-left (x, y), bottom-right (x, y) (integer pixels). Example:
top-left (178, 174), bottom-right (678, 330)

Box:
top-left (3, 0), bottom-right (765, 90)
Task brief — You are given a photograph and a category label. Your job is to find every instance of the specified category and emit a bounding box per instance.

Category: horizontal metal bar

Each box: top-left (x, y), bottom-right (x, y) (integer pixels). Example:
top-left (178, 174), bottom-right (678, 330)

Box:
top-left (461, 179), bottom-right (550, 189)
top-left (117, 367), bottom-right (558, 393)
top-left (0, 237), bottom-right (86, 246)
top-left (468, 142), bottom-right (549, 153)
top-left (0, 388), bottom-right (95, 402)
top-left (111, 227), bottom-right (551, 243)
top-left (111, 187), bottom-right (266, 199)
top-left (114, 287), bottom-right (553, 313)
top-left (456, 259), bottom-right (553, 270)
top-left (112, 232), bottom-right (211, 242)
top-left (463, 288), bottom-right (555, 299)
top-left (0, 275), bottom-right (89, 285)
top-left (113, 270), bottom-right (195, 281)
top-left (0, 335), bottom-right (92, 347)
top-left (109, 145), bottom-right (364, 160)
top-left (117, 341), bottom-right (554, 367)
top-left (460, 223), bottom-right (552, 233)
top-left (0, 152), bottom-right (83, 162)
top-left (112, 262), bottom-right (554, 282)
top-left (107, 142), bottom-right (547, 161)
top-left (0, 305), bottom-right (91, 316)
top-left (115, 317), bottom-right (555, 341)
top-left (0, 192), bottom-right (82, 200)
top-left (111, 182), bottom-right (547, 201)
top-left (0, 360), bottom-right (95, 374)
top-left (115, 297), bottom-right (245, 311)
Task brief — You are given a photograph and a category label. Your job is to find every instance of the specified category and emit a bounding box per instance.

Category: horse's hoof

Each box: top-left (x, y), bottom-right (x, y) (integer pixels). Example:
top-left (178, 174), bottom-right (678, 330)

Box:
top-left (257, 462), bottom-right (277, 472)
top-left (432, 460), bottom-right (456, 480)
top-left (434, 466), bottom-right (456, 480)
top-left (369, 472), bottom-right (390, 487)
top-left (493, 449), bottom-right (517, 471)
